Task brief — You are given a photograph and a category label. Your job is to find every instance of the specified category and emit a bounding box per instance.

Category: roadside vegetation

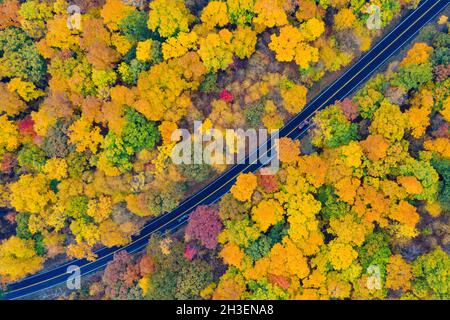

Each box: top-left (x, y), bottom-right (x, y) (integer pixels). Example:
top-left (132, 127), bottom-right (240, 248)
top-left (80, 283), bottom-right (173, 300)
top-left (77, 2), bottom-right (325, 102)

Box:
top-left (0, 0), bottom-right (424, 283)
top-left (62, 15), bottom-right (450, 300)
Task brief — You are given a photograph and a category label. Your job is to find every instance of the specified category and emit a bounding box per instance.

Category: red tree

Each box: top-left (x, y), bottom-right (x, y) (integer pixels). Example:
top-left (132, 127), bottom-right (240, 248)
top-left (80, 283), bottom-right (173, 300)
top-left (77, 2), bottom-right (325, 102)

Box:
top-left (18, 116), bottom-right (37, 138)
top-left (337, 98), bottom-right (359, 121)
top-left (1, 153), bottom-right (16, 173)
top-left (220, 89), bottom-right (234, 103)
top-left (102, 251), bottom-right (140, 299)
top-left (185, 205), bottom-right (223, 250)
top-left (257, 172), bottom-right (280, 193)
top-left (139, 255), bottom-right (155, 277)
top-left (184, 243), bottom-right (198, 261)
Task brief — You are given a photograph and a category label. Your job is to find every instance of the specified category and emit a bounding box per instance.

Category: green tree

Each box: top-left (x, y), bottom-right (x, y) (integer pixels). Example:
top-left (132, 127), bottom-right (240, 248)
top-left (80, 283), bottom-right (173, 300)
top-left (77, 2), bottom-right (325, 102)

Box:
top-left (354, 74), bottom-right (386, 119)
top-left (311, 104), bottom-right (358, 148)
top-left (67, 151), bottom-right (88, 178)
top-left (199, 72), bottom-right (219, 93)
top-left (430, 156), bottom-right (450, 211)
top-left (412, 247), bottom-right (450, 299)
top-left (42, 119), bottom-right (70, 158)
top-left (146, 183), bottom-right (186, 216)
top-left (66, 196), bottom-right (90, 220)
top-left (430, 47), bottom-right (450, 66)
top-left (144, 237), bottom-right (212, 300)
top-left (101, 108), bottom-right (160, 172)
top-left (317, 185), bottom-right (351, 221)
top-left (15, 212), bottom-right (32, 239)
top-left (121, 108), bottom-right (160, 153)
top-left (178, 163), bottom-right (212, 182)
top-left (175, 259), bottom-right (213, 300)
top-left (391, 63), bottom-right (433, 91)
top-left (118, 59), bottom-right (149, 85)
top-left (245, 100), bottom-right (265, 128)
top-left (358, 232), bottom-right (392, 283)
top-left (118, 11), bottom-right (152, 42)
top-left (102, 132), bottom-right (134, 172)
top-left (0, 27), bottom-right (46, 84)
top-left (17, 143), bottom-right (46, 171)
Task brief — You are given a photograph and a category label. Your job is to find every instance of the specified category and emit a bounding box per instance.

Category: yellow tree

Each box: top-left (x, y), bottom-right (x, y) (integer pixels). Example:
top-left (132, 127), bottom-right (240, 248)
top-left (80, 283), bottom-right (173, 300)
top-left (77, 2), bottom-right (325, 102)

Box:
top-left (424, 138), bottom-right (450, 159)
top-left (389, 200), bottom-right (420, 238)
top-left (267, 238), bottom-right (310, 279)
top-left (439, 96), bottom-right (450, 122)
top-left (44, 15), bottom-right (80, 50)
top-left (220, 243), bottom-right (245, 269)
top-left (212, 270), bottom-right (246, 300)
top-left (147, 0), bottom-right (194, 38)
top-left (0, 0), bottom-right (20, 30)
top-left (136, 52), bottom-right (205, 122)
top-left (68, 116), bottom-right (104, 154)
top-left (262, 100), bottom-right (284, 130)
top-left (161, 32), bottom-right (198, 60)
top-left (251, 199), bottom-right (284, 232)
top-left (269, 24), bottom-right (320, 69)
top-left (232, 26), bottom-right (257, 59)
top-left (317, 37), bottom-right (352, 72)
top-left (295, 0), bottom-right (323, 22)
top-left (280, 84), bottom-right (307, 114)
top-left (269, 25), bottom-right (303, 62)
top-left (294, 42), bottom-right (320, 69)
top-left (230, 172), bottom-right (257, 202)
top-left (101, 0), bottom-right (134, 31)
top-left (275, 166), bottom-right (324, 256)
top-left (198, 29), bottom-right (234, 72)
top-left (299, 18), bottom-right (325, 42)
top-left (253, 0), bottom-right (288, 30)
top-left (400, 42), bottom-right (433, 66)
top-left (0, 83), bottom-right (26, 116)
top-left (159, 121), bottom-right (179, 145)
top-left (136, 39), bottom-right (157, 62)
top-left (406, 89), bottom-right (433, 138)
top-left (338, 141), bottom-right (363, 169)
top-left (67, 242), bottom-right (96, 261)
top-left (386, 254), bottom-right (412, 292)
top-left (329, 0), bottom-right (350, 8)
top-left (397, 176), bottom-right (423, 196)
top-left (0, 236), bottom-right (44, 282)
top-left (7, 78), bottom-right (45, 102)
top-left (0, 115), bottom-right (20, 158)
top-left (369, 101), bottom-right (407, 142)
top-left (327, 240), bottom-right (358, 271)
top-left (285, 197), bottom-right (324, 256)
top-left (99, 219), bottom-right (134, 247)
top-left (42, 232), bottom-right (65, 258)
top-left (353, 182), bottom-right (390, 228)
top-left (200, 1), bottom-right (229, 29)
top-left (9, 174), bottom-right (56, 214)
top-left (43, 158), bottom-right (68, 180)
top-left (333, 8), bottom-right (356, 30)
top-left (297, 154), bottom-right (328, 188)
top-left (328, 214), bottom-right (368, 246)
top-left (277, 137), bottom-right (300, 163)
top-left (87, 196), bottom-right (113, 223)
top-left (360, 135), bottom-right (390, 162)
top-left (334, 176), bottom-right (360, 205)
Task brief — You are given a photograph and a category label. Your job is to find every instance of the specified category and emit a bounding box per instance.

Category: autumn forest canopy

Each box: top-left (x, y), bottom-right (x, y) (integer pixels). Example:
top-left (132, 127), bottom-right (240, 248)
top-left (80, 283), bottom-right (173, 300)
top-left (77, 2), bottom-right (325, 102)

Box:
top-left (0, 0), bottom-right (449, 301)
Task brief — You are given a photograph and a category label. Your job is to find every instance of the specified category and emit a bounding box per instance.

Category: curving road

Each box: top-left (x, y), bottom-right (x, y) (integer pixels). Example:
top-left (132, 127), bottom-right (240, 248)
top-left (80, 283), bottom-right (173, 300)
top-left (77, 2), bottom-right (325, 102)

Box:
top-left (3, 0), bottom-right (448, 300)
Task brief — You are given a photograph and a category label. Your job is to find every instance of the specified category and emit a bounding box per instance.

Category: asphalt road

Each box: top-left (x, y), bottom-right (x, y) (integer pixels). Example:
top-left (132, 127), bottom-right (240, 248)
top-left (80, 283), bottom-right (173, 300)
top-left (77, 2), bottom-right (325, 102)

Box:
top-left (3, 0), bottom-right (448, 300)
